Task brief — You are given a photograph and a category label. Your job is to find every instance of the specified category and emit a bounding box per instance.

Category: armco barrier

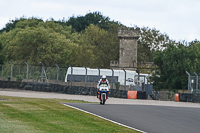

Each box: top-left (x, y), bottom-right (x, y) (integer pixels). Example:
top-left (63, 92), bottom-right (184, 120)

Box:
top-left (0, 81), bottom-right (127, 98)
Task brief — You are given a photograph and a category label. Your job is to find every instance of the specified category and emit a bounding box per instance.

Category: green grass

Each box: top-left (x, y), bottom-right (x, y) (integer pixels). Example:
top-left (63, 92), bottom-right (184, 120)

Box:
top-left (0, 96), bottom-right (140, 133)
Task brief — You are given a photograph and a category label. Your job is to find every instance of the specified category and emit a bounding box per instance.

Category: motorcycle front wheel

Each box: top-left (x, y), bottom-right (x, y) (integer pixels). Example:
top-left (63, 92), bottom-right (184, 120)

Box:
top-left (102, 94), bottom-right (105, 105)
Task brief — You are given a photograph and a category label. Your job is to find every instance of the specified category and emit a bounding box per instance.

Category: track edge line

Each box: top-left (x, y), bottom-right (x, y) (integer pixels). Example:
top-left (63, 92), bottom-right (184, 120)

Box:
top-left (62, 103), bottom-right (146, 133)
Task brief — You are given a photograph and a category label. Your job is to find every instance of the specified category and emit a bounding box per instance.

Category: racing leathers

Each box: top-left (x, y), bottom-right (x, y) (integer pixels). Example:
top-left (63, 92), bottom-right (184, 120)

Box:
top-left (97, 78), bottom-right (110, 98)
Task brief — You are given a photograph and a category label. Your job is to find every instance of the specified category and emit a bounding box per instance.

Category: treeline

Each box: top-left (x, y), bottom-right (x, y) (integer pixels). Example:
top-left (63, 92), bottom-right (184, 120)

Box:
top-left (0, 11), bottom-right (200, 90)
top-left (0, 12), bottom-right (170, 67)
top-left (0, 13), bottom-right (120, 68)
top-left (152, 42), bottom-right (200, 90)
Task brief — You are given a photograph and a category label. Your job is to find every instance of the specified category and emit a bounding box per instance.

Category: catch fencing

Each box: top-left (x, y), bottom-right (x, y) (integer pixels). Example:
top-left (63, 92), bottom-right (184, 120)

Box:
top-left (0, 63), bottom-right (67, 85)
top-left (0, 62), bottom-right (138, 91)
top-left (186, 71), bottom-right (200, 94)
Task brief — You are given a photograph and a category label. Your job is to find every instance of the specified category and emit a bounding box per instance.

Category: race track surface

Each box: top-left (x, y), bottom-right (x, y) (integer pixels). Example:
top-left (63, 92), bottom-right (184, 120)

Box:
top-left (64, 103), bottom-right (200, 133)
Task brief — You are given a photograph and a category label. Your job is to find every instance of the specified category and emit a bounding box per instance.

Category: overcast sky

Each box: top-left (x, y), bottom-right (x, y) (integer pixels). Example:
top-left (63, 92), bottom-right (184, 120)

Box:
top-left (0, 0), bottom-right (199, 42)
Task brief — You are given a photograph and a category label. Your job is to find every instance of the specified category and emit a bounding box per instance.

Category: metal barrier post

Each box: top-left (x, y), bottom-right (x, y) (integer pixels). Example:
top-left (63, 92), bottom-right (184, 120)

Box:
top-left (84, 66), bottom-right (87, 87)
top-left (39, 62), bottom-right (48, 84)
top-left (40, 62), bottom-right (44, 83)
top-left (186, 71), bottom-right (191, 93)
top-left (1, 65), bottom-right (3, 76)
top-left (69, 65), bottom-right (73, 88)
top-left (123, 69), bottom-right (126, 90)
top-left (25, 62), bottom-right (29, 82)
top-left (97, 67), bottom-right (100, 79)
top-left (110, 67), bottom-right (114, 89)
top-left (194, 72), bottom-right (198, 94)
top-left (9, 61), bottom-right (13, 81)
top-left (96, 67), bottom-right (100, 88)
top-left (55, 64), bottom-right (59, 84)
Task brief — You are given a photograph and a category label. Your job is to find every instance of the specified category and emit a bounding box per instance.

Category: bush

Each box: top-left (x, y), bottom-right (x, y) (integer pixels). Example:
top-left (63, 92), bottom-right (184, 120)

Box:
top-left (16, 75), bottom-right (24, 82)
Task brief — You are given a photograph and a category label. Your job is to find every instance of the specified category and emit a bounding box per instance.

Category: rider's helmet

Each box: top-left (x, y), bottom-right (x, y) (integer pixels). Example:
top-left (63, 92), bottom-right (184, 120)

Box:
top-left (102, 75), bottom-right (107, 82)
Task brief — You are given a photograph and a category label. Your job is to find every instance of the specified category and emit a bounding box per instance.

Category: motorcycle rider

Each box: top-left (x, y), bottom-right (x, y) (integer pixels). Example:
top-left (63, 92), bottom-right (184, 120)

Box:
top-left (97, 75), bottom-right (110, 98)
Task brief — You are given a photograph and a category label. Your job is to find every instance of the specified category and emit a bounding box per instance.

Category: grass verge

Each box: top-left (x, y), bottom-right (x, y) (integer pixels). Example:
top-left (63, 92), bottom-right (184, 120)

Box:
top-left (0, 96), bottom-right (140, 133)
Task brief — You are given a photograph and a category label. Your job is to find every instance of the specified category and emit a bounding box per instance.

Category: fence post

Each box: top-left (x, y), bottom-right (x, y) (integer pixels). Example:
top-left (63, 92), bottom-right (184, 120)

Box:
top-left (39, 62), bottom-right (48, 84)
top-left (25, 62), bottom-right (29, 82)
top-left (194, 72), bottom-right (198, 94)
top-left (97, 67), bottom-right (100, 79)
top-left (123, 68), bottom-right (126, 91)
top-left (55, 64), bottom-right (59, 84)
top-left (40, 62), bottom-right (44, 83)
top-left (1, 65), bottom-right (3, 77)
top-left (84, 66), bottom-right (87, 87)
top-left (69, 65), bottom-right (73, 88)
top-left (136, 69), bottom-right (140, 81)
top-left (97, 67), bottom-right (100, 88)
top-left (186, 71), bottom-right (191, 93)
top-left (110, 67), bottom-right (114, 89)
top-left (9, 61), bottom-right (13, 81)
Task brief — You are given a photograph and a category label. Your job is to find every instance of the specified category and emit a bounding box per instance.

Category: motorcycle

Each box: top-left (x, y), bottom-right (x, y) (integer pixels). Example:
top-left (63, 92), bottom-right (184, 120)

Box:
top-left (97, 84), bottom-right (110, 105)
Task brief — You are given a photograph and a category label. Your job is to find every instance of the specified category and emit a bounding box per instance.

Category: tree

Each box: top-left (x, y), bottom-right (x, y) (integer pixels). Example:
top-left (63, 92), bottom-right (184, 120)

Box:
top-left (81, 24), bottom-right (119, 68)
top-left (0, 20), bottom-right (78, 67)
top-left (0, 41), bottom-right (4, 64)
top-left (0, 17), bottom-right (43, 33)
top-left (67, 11), bottom-right (120, 32)
top-left (137, 26), bottom-right (170, 63)
top-left (189, 39), bottom-right (200, 46)
top-left (152, 43), bottom-right (200, 90)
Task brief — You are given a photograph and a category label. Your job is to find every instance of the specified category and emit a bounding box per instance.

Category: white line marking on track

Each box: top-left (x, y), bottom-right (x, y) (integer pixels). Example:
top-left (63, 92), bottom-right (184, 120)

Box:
top-left (63, 103), bottom-right (147, 133)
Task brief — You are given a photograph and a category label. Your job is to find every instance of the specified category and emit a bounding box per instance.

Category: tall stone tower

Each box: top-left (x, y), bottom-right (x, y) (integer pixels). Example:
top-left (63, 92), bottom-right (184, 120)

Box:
top-left (110, 27), bottom-right (139, 70)
top-left (118, 28), bottom-right (139, 70)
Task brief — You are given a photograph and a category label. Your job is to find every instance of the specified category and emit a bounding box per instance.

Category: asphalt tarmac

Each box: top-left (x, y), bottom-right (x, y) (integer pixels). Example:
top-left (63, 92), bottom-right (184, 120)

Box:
top-left (64, 103), bottom-right (200, 133)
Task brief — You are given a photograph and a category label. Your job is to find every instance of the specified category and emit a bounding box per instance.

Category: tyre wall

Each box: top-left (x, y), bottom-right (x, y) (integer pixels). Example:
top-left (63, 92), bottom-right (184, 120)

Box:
top-left (175, 93), bottom-right (200, 103)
